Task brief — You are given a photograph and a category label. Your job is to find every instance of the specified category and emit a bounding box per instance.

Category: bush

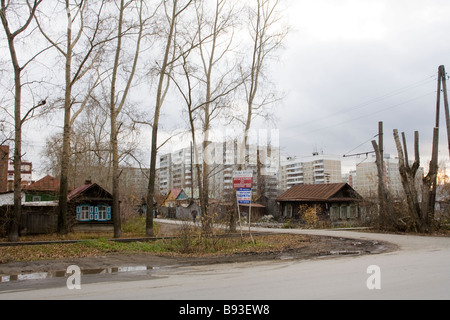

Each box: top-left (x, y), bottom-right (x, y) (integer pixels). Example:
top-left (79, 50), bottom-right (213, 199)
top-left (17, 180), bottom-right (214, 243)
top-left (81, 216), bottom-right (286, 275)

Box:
top-left (298, 205), bottom-right (320, 228)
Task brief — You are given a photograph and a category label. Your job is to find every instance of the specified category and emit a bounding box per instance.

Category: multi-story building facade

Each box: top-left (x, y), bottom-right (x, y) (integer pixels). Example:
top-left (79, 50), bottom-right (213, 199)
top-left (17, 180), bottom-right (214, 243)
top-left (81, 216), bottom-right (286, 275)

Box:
top-left (7, 160), bottom-right (33, 191)
top-left (158, 147), bottom-right (194, 195)
top-left (158, 140), bottom-right (281, 200)
top-left (280, 153), bottom-right (342, 192)
top-left (354, 154), bottom-right (423, 199)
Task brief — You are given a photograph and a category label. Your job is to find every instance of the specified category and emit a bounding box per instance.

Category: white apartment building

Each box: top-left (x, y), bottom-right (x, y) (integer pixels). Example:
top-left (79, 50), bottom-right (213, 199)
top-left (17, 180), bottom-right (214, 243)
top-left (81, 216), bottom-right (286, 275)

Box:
top-left (159, 147), bottom-right (194, 195)
top-left (158, 140), bottom-right (280, 199)
top-left (279, 153), bottom-right (342, 192)
top-left (354, 154), bottom-right (423, 199)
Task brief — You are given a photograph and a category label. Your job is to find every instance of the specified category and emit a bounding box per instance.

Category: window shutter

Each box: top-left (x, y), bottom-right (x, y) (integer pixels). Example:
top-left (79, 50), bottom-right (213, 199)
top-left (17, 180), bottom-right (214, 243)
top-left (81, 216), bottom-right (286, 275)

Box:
top-left (106, 207), bottom-right (112, 221)
top-left (94, 207), bottom-right (99, 221)
top-left (89, 206), bottom-right (94, 221)
top-left (76, 206), bottom-right (81, 221)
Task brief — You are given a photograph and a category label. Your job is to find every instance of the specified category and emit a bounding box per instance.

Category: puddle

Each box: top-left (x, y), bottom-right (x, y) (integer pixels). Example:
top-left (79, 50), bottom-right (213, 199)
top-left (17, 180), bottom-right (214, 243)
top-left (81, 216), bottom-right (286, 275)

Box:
top-left (0, 265), bottom-right (157, 283)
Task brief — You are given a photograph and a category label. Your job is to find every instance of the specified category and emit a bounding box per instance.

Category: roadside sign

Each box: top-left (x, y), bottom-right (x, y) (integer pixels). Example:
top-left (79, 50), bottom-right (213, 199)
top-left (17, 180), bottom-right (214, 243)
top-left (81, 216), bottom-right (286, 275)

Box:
top-left (237, 188), bottom-right (252, 204)
top-left (233, 170), bottom-right (253, 189)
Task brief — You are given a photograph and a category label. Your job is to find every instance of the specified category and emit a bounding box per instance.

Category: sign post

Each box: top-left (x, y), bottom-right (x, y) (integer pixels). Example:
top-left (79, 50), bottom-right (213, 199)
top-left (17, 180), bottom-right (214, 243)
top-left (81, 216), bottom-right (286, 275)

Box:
top-left (233, 171), bottom-right (254, 243)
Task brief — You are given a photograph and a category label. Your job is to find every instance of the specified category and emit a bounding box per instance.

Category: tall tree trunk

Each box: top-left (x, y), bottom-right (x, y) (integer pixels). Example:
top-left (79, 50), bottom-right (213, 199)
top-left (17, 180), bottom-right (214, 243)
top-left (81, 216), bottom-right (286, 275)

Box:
top-left (10, 49), bottom-right (22, 242)
top-left (147, 0), bottom-right (180, 236)
top-left (1, 0), bottom-right (43, 241)
top-left (109, 0), bottom-right (125, 239)
top-left (57, 5), bottom-right (74, 235)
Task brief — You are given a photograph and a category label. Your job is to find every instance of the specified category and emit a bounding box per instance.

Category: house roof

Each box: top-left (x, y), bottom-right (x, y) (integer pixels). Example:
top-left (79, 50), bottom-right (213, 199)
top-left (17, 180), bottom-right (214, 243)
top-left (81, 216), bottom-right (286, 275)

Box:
top-left (171, 189), bottom-right (183, 199)
top-left (67, 182), bottom-right (112, 201)
top-left (276, 183), bottom-right (362, 202)
top-left (25, 175), bottom-right (60, 192)
top-left (161, 189), bottom-right (189, 206)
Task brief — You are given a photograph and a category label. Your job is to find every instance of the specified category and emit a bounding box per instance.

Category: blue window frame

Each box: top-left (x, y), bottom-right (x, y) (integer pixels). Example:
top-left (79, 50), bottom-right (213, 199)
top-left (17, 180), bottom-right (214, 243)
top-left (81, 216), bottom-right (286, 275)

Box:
top-left (76, 204), bottom-right (91, 222)
top-left (76, 204), bottom-right (112, 222)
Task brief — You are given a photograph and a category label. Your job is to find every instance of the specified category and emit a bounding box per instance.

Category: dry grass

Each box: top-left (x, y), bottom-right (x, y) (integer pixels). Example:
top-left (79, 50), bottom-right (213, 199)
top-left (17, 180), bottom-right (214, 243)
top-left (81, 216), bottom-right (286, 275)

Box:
top-left (0, 232), bottom-right (310, 263)
top-left (0, 216), bottom-right (312, 263)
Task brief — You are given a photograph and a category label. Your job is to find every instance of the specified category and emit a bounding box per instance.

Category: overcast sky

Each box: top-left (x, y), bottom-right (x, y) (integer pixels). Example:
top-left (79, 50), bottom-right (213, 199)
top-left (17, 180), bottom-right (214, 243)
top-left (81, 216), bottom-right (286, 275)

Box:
top-left (273, 0), bottom-right (450, 171)
top-left (18, 0), bottom-right (450, 177)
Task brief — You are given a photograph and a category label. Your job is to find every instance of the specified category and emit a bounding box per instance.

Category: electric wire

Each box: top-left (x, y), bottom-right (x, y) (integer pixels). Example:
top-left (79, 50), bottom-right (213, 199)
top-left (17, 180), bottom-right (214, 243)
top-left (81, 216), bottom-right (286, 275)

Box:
top-left (284, 90), bottom-right (436, 138)
top-left (287, 74), bottom-right (437, 131)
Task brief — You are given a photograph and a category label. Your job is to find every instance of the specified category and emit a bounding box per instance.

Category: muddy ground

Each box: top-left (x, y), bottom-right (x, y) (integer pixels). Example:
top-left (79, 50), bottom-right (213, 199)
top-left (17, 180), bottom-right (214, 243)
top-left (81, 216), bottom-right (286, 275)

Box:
top-left (0, 223), bottom-right (397, 276)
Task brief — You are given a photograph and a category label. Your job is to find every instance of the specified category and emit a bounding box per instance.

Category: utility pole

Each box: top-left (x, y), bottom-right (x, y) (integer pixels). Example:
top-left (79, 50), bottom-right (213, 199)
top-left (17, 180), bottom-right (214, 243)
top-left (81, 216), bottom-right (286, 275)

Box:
top-left (378, 121), bottom-right (384, 185)
top-left (372, 121), bottom-right (394, 227)
top-left (378, 121), bottom-right (384, 160)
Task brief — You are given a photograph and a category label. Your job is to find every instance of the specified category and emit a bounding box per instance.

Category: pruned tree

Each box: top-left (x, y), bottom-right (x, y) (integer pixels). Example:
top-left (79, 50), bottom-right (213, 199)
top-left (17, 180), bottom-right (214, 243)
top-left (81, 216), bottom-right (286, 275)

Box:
top-left (393, 128), bottom-right (439, 233)
top-left (0, 0), bottom-right (47, 241)
top-left (371, 139), bottom-right (395, 229)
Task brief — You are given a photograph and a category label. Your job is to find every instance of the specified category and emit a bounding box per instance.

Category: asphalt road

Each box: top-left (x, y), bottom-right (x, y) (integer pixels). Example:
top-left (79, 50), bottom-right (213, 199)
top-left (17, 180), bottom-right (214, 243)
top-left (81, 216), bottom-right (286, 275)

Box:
top-left (1, 226), bottom-right (449, 300)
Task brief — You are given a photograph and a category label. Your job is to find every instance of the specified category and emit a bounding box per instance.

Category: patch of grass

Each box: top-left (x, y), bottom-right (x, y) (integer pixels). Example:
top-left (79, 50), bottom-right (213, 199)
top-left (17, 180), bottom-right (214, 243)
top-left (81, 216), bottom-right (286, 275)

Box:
top-left (122, 215), bottom-right (159, 236)
top-left (0, 234), bottom-right (310, 263)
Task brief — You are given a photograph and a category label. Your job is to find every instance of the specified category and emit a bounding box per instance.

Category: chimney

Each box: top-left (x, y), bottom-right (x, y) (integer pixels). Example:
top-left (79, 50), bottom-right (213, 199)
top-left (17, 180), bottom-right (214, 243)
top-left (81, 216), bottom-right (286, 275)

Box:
top-left (85, 179), bottom-right (92, 185)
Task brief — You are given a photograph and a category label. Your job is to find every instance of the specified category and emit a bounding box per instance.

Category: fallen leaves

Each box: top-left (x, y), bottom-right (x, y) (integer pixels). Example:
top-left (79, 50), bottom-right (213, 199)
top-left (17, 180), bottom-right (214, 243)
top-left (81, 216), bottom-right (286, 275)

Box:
top-left (0, 234), bottom-right (311, 263)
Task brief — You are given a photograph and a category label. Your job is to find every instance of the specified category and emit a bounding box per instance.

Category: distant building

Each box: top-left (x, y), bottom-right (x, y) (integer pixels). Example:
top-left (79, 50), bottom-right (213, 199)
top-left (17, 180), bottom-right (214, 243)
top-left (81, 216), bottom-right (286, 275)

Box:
top-left (158, 141), bottom-right (280, 200)
top-left (354, 155), bottom-right (423, 199)
top-left (342, 170), bottom-right (357, 188)
top-left (7, 160), bottom-right (33, 191)
top-left (280, 154), bottom-right (342, 192)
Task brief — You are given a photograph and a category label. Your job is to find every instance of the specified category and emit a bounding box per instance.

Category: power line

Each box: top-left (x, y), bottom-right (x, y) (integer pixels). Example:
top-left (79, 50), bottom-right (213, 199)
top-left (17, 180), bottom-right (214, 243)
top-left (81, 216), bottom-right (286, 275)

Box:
top-left (285, 90), bottom-right (436, 139)
top-left (288, 74), bottom-right (436, 131)
top-left (343, 134), bottom-right (379, 157)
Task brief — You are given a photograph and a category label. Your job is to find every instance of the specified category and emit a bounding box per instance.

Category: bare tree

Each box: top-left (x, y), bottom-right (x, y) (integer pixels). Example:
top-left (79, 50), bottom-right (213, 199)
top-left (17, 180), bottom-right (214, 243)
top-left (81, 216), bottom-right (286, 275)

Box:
top-left (35, 0), bottom-right (111, 234)
top-left (1, 0), bottom-right (46, 241)
top-left (108, 0), bottom-right (149, 238)
top-left (146, 0), bottom-right (193, 236)
top-left (238, 0), bottom-right (287, 155)
top-left (194, 0), bottom-right (244, 233)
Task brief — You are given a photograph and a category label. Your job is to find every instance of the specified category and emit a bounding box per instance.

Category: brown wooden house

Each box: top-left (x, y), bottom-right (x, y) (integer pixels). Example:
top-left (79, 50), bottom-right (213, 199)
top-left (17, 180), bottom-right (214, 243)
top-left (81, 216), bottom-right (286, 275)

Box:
top-left (276, 183), bottom-right (363, 225)
top-left (68, 180), bottom-right (114, 232)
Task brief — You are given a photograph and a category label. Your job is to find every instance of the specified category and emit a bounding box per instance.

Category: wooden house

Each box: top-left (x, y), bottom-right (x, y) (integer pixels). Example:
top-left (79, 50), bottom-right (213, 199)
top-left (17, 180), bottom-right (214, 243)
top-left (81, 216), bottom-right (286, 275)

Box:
top-left (24, 175), bottom-right (60, 202)
top-left (161, 189), bottom-right (190, 208)
top-left (0, 191), bottom-right (58, 235)
top-left (67, 180), bottom-right (113, 232)
top-left (239, 203), bottom-right (266, 220)
top-left (276, 183), bottom-right (363, 225)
